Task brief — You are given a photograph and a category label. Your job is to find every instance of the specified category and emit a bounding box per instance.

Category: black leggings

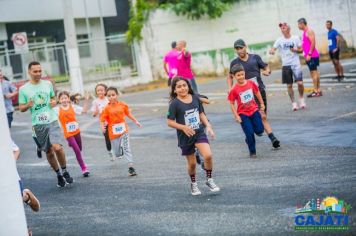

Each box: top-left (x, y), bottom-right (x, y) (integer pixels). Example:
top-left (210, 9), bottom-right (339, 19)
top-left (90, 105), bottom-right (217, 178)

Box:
top-left (103, 129), bottom-right (111, 151)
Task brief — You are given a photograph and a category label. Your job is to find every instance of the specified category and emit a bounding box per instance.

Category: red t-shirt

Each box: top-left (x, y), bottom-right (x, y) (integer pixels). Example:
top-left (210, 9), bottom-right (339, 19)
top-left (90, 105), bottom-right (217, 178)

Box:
top-left (228, 80), bottom-right (259, 116)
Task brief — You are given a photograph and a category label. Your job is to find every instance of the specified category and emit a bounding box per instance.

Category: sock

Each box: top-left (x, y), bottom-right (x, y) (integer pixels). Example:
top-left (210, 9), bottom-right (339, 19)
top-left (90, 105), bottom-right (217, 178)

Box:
top-left (268, 132), bottom-right (276, 141)
top-left (190, 174), bottom-right (196, 183)
top-left (61, 166), bottom-right (67, 173)
top-left (205, 169), bottom-right (212, 179)
top-left (55, 169), bottom-right (61, 176)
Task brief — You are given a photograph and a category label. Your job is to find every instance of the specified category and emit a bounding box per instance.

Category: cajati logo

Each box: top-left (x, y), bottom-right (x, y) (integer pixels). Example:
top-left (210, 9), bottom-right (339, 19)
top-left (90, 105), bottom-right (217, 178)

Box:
top-left (294, 196), bottom-right (351, 231)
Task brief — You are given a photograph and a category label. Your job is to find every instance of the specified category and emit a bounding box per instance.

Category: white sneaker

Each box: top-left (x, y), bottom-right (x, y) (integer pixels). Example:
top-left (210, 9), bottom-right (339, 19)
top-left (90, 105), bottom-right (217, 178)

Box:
top-left (292, 102), bottom-right (299, 111)
top-left (299, 98), bottom-right (306, 109)
top-left (206, 178), bottom-right (220, 192)
top-left (191, 182), bottom-right (201, 196)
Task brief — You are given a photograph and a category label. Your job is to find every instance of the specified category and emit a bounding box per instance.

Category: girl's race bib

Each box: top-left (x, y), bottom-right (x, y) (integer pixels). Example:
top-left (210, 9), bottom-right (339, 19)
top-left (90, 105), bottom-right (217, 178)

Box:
top-left (112, 123), bottom-right (126, 135)
top-left (66, 122), bottom-right (79, 133)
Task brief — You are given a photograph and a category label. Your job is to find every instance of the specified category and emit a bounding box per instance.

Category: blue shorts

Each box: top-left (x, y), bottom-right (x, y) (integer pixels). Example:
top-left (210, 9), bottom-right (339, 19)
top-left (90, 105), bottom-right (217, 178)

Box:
top-left (180, 132), bottom-right (209, 156)
top-left (306, 57), bottom-right (319, 71)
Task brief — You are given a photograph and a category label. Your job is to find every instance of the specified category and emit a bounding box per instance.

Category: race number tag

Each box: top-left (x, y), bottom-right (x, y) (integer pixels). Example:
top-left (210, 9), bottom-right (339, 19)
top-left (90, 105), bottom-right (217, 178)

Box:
top-left (36, 112), bottom-right (50, 124)
top-left (250, 77), bottom-right (259, 86)
top-left (239, 89), bottom-right (254, 104)
top-left (66, 122), bottom-right (79, 133)
top-left (112, 123), bottom-right (126, 135)
top-left (184, 109), bottom-right (200, 130)
top-left (328, 39), bottom-right (332, 46)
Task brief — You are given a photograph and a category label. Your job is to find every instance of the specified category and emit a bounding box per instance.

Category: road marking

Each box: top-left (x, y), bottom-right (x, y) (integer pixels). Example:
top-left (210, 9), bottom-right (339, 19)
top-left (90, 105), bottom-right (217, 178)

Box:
top-left (327, 111), bottom-right (356, 121)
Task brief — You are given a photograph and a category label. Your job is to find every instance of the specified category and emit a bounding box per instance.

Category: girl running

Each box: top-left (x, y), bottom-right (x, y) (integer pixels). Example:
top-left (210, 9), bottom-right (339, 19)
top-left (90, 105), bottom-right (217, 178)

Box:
top-left (167, 77), bottom-right (220, 196)
top-left (90, 84), bottom-right (113, 161)
top-left (100, 87), bottom-right (140, 176)
top-left (55, 91), bottom-right (90, 177)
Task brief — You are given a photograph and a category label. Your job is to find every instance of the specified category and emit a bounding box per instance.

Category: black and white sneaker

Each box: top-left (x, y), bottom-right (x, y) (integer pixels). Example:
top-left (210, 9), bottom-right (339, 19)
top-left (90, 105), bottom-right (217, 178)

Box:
top-left (191, 182), bottom-right (201, 196)
top-left (205, 178), bottom-right (220, 192)
top-left (57, 175), bottom-right (66, 188)
top-left (128, 167), bottom-right (137, 176)
top-left (62, 171), bottom-right (73, 184)
top-left (271, 138), bottom-right (280, 148)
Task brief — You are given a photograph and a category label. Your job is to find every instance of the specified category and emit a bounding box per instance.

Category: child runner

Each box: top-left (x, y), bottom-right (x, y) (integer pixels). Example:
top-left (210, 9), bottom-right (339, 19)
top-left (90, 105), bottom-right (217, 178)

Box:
top-left (228, 64), bottom-right (265, 158)
top-left (91, 84), bottom-right (113, 160)
top-left (167, 77), bottom-right (220, 196)
top-left (100, 87), bottom-right (140, 176)
top-left (54, 91), bottom-right (90, 177)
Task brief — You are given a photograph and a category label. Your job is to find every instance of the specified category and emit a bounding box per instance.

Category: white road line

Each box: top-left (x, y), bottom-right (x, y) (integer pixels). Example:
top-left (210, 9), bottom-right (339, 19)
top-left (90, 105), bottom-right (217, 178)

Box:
top-left (327, 111), bottom-right (356, 121)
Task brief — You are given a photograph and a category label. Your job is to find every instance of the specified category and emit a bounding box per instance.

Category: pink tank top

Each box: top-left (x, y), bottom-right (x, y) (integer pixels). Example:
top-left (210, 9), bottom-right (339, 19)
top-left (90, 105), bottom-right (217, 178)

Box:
top-left (302, 29), bottom-right (319, 58)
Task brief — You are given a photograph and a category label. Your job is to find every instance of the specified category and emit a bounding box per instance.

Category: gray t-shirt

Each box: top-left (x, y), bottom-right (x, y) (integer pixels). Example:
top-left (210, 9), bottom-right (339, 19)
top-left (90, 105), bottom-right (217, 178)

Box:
top-left (1, 80), bottom-right (17, 113)
top-left (167, 94), bottom-right (204, 147)
top-left (230, 54), bottom-right (267, 90)
top-left (273, 35), bottom-right (301, 66)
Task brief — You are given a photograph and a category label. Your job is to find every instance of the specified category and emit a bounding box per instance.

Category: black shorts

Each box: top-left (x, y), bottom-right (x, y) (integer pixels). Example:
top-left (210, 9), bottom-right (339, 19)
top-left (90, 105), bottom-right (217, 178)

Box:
top-left (329, 50), bottom-right (340, 60)
top-left (254, 89), bottom-right (267, 114)
top-left (282, 65), bottom-right (303, 84)
top-left (306, 57), bottom-right (319, 71)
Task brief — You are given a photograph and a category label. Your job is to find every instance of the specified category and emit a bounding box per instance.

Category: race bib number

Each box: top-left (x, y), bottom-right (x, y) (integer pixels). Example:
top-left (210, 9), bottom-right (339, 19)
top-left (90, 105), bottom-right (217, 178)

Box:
top-left (250, 77), bottom-right (259, 86)
top-left (66, 122), bottom-right (79, 133)
top-left (184, 109), bottom-right (200, 130)
top-left (112, 123), bottom-right (126, 135)
top-left (36, 112), bottom-right (50, 124)
top-left (328, 39), bottom-right (332, 46)
top-left (239, 89), bottom-right (254, 104)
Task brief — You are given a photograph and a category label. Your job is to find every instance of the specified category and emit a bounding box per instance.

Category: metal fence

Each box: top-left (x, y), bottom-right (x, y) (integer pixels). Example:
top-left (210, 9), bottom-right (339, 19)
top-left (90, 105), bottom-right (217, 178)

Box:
top-left (0, 34), bottom-right (137, 83)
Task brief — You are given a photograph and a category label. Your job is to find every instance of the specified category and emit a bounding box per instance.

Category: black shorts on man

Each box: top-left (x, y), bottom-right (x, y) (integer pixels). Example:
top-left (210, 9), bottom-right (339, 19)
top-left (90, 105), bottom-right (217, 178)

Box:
top-left (329, 50), bottom-right (340, 60)
top-left (306, 57), bottom-right (319, 71)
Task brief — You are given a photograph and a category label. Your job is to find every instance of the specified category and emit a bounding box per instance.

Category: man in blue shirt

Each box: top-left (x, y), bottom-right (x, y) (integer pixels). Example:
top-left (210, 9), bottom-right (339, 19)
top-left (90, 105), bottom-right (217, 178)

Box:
top-left (326, 20), bottom-right (344, 81)
top-left (0, 69), bottom-right (18, 128)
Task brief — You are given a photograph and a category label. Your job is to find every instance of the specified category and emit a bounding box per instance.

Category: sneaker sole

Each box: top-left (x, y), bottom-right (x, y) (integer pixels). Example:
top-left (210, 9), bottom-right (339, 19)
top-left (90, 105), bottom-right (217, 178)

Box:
top-left (57, 183), bottom-right (66, 188)
top-left (191, 191), bottom-right (201, 196)
top-left (129, 173), bottom-right (137, 176)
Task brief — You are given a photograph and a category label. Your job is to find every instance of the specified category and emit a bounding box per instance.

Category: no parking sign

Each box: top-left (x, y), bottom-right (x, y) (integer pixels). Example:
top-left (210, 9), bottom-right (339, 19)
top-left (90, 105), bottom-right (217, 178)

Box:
top-left (12, 32), bottom-right (29, 53)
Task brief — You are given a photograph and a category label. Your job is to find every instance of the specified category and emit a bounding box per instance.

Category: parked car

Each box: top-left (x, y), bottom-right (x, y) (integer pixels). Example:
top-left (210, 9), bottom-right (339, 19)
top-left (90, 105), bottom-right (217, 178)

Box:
top-left (11, 76), bottom-right (57, 106)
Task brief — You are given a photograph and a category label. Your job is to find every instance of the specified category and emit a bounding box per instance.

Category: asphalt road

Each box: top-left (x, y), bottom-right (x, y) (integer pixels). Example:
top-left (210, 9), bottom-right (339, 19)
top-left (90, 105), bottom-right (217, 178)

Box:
top-left (12, 58), bottom-right (356, 235)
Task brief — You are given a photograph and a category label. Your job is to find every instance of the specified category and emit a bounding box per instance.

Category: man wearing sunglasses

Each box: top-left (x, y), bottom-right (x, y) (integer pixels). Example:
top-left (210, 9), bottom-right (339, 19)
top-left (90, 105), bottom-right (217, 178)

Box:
top-left (227, 39), bottom-right (280, 149)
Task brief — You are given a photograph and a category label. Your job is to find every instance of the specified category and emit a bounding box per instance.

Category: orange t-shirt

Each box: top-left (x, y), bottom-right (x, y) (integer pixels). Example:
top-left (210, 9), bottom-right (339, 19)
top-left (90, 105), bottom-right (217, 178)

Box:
top-left (100, 101), bottom-right (129, 140)
top-left (58, 105), bottom-right (81, 138)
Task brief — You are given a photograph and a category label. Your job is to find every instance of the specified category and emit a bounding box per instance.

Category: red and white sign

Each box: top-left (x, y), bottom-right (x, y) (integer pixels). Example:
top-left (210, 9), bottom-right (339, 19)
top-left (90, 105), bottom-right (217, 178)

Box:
top-left (12, 32), bottom-right (29, 53)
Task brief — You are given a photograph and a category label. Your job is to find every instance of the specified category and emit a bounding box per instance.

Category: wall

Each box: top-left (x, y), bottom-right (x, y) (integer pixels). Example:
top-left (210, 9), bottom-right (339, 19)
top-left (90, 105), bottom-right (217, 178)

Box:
top-left (0, 0), bottom-right (117, 23)
top-left (143, 0), bottom-right (356, 78)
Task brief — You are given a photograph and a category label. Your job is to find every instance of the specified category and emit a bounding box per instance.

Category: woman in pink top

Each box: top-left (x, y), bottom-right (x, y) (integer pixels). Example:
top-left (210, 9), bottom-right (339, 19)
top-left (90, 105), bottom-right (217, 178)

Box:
top-left (298, 18), bottom-right (322, 98)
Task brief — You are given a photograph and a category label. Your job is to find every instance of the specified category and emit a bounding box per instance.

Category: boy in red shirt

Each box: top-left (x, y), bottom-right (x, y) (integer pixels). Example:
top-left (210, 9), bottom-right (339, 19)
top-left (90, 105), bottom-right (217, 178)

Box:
top-left (228, 64), bottom-right (265, 158)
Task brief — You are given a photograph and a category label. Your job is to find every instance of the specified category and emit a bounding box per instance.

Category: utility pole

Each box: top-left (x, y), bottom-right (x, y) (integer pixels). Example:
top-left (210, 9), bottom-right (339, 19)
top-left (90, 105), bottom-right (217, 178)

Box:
top-left (63, 0), bottom-right (84, 94)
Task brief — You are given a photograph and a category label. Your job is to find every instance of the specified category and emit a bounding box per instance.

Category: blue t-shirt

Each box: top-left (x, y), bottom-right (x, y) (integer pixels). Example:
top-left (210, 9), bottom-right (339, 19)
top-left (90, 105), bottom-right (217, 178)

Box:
top-left (328, 29), bottom-right (338, 51)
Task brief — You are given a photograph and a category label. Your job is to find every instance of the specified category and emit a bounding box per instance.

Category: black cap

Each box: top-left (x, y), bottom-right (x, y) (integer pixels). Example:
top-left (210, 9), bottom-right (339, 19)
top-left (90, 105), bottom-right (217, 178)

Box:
top-left (234, 39), bottom-right (246, 48)
top-left (171, 41), bottom-right (177, 49)
top-left (298, 18), bottom-right (307, 25)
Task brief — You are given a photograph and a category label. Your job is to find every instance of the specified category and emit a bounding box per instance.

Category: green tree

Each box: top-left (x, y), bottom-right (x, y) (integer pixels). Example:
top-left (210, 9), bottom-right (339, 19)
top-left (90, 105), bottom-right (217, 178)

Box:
top-left (126, 0), bottom-right (237, 44)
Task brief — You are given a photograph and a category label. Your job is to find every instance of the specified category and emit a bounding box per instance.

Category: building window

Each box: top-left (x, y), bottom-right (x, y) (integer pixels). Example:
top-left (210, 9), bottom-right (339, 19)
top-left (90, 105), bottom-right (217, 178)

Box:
top-left (77, 34), bottom-right (91, 58)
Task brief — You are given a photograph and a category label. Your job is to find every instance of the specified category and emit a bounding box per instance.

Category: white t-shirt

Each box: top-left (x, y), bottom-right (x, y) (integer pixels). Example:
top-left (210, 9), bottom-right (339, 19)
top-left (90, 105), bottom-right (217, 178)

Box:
top-left (90, 97), bottom-right (109, 115)
top-left (53, 104), bottom-right (84, 116)
top-left (273, 35), bottom-right (301, 66)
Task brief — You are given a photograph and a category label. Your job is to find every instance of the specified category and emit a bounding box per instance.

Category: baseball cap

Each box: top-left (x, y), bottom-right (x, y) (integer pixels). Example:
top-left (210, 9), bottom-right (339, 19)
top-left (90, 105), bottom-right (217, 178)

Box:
top-left (234, 39), bottom-right (246, 48)
top-left (297, 18), bottom-right (307, 24)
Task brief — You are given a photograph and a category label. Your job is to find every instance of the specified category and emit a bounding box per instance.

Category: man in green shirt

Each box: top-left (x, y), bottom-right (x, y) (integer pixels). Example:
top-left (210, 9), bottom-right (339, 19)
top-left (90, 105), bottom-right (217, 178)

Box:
top-left (19, 61), bottom-right (73, 188)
